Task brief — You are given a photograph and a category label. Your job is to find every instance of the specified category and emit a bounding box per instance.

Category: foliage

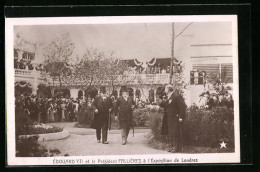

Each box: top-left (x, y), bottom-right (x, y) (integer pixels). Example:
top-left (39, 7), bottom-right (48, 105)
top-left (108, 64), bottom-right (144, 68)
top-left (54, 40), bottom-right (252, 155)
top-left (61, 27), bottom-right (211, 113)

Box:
top-left (133, 107), bottom-right (163, 127)
top-left (102, 52), bottom-right (128, 91)
top-left (37, 84), bottom-right (52, 98)
top-left (184, 106), bottom-right (234, 147)
top-left (15, 100), bottom-right (63, 157)
top-left (43, 33), bottom-right (75, 90)
top-left (149, 106), bottom-right (234, 149)
top-left (71, 48), bottom-right (109, 90)
top-left (19, 124), bottom-right (63, 135)
top-left (16, 136), bottom-right (61, 157)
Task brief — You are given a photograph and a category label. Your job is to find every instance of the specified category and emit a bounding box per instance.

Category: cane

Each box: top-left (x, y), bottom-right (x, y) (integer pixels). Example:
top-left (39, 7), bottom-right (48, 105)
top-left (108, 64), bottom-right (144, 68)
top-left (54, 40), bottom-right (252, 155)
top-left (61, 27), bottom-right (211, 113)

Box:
top-left (178, 115), bottom-right (184, 152)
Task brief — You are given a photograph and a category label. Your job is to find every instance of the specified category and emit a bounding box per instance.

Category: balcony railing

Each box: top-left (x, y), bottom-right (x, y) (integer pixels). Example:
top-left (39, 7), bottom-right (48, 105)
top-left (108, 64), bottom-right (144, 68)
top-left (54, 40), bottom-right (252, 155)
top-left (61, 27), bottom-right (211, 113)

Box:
top-left (15, 68), bottom-right (170, 86)
top-left (50, 73), bottom-right (170, 86)
top-left (15, 69), bottom-right (42, 78)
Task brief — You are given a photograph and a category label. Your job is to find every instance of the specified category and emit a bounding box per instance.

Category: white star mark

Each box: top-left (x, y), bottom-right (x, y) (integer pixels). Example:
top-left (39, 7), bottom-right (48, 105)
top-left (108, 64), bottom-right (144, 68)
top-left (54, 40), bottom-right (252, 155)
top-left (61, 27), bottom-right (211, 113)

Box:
top-left (220, 141), bottom-right (227, 148)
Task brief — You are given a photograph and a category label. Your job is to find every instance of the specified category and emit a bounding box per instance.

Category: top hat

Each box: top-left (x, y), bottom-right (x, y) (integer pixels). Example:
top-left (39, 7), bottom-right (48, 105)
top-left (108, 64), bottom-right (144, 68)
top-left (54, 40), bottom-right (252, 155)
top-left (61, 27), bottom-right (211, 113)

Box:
top-left (218, 91), bottom-right (225, 96)
top-left (204, 91), bottom-right (210, 95)
top-left (210, 93), bottom-right (217, 96)
top-left (121, 85), bottom-right (129, 93)
top-left (223, 90), bottom-right (229, 95)
top-left (100, 86), bottom-right (106, 94)
top-left (199, 92), bottom-right (205, 97)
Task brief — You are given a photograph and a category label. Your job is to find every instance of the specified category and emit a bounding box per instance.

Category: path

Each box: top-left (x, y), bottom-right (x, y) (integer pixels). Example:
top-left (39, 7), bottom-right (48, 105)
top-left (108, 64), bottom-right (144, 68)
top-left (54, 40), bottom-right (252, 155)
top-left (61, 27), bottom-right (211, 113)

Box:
top-left (42, 122), bottom-right (170, 156)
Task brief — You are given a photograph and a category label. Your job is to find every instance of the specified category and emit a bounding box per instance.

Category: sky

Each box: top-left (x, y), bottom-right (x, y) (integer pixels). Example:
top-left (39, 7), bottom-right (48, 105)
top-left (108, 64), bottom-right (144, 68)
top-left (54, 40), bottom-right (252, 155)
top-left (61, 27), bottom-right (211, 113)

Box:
top-left (14, 22), bottom-right (232, 62)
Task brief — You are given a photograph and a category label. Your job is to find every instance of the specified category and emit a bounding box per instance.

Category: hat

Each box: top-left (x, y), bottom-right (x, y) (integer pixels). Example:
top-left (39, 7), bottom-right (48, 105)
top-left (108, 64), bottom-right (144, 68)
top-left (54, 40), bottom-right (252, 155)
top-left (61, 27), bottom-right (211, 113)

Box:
top-left (100, 86), bottom-right (106, 94)
top-left (199, 92), bottom-right (205, 97)
top-left (204, 91), bottom-right (210, 95)
top-left (121, 85), bottom-right (129, 93)
top-left (210, 93), bottom-right (217, 96)
top-left (218, 91), bottom-right (224, 96)
top-left (223, 90), bottom-right (229, 95)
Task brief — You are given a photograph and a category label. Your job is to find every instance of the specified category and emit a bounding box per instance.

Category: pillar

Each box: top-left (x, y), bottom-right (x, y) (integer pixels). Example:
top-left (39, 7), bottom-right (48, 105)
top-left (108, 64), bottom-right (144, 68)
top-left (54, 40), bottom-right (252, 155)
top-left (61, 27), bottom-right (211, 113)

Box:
top-left (17, 50), bottom-right (23, 61)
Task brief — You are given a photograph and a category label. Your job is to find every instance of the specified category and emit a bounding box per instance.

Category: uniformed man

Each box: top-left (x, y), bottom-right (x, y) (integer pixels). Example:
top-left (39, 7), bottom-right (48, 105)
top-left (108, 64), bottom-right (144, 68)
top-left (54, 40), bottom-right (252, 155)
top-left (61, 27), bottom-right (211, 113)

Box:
top-left (114, 86), bottom-right (135, 145)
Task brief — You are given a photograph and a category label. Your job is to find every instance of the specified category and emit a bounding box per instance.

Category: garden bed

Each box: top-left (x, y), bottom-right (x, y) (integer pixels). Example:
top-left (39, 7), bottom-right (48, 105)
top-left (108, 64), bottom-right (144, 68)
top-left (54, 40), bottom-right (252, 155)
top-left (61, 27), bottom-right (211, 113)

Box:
top-left (18, 123), bottom-right (69, 142)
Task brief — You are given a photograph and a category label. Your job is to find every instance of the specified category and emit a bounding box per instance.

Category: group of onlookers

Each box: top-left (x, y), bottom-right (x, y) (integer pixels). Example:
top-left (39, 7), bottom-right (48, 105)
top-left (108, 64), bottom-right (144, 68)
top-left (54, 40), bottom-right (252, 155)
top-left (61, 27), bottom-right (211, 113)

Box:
top-left (15, 94), bottom-right (82, 124)
top-left (124, 65), bottom-right (171, 75)
top-left (14, 59), bottom-right (44, 71)
top-left (197, 90), bottom-right (234, 110)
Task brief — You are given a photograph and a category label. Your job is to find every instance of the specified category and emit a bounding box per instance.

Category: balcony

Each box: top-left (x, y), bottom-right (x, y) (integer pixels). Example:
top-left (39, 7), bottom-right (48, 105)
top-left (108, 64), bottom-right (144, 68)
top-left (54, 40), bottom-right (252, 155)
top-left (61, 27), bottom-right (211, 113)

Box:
top-left (15, 68), bottom-right (170, 87)
top-left (15, 69), bottom-right (41, 77)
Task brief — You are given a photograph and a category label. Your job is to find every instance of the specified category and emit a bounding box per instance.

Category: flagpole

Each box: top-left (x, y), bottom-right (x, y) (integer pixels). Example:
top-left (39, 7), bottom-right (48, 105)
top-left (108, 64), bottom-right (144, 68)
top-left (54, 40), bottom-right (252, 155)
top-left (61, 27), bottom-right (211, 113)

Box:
top-left (169, 22), bottom-right (174, 85)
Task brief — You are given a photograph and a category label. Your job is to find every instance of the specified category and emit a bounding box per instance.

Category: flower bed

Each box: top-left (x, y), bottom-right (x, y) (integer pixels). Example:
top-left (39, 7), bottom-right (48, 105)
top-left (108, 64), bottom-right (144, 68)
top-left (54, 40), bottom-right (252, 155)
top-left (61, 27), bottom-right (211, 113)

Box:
top-left (18, 123), bottom-right (63, 135)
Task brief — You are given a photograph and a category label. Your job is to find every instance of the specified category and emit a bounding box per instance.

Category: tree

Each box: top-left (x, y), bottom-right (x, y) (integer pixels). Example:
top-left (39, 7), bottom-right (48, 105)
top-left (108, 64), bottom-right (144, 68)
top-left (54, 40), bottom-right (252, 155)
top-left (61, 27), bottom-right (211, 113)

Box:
top-left (43, 33), bottom-right (75, 95)
top-left (71, 48), bottom-right (109, 93)
top-left (103, 52), bottom-right (128, 92)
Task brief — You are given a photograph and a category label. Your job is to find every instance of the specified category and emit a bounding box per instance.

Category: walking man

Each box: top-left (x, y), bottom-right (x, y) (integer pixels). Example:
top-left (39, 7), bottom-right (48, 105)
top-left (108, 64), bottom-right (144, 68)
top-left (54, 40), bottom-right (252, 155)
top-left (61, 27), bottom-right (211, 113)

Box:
top-left (114, 86), bottom-right (135, 145)
top-left (90, 87), bottom-right (113, 144)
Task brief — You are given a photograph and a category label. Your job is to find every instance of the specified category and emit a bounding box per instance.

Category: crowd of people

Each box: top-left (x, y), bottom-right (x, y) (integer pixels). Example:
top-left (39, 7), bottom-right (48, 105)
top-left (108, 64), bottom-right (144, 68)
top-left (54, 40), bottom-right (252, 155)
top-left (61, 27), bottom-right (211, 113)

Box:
top-left (15, 93), bottom-right (84, 124)
top-left (14, 58), bottom-right (44, 71)
top-left (197, 90), bottom-right (234, 110)
top-left (124, 64), bottom-right (171, 75)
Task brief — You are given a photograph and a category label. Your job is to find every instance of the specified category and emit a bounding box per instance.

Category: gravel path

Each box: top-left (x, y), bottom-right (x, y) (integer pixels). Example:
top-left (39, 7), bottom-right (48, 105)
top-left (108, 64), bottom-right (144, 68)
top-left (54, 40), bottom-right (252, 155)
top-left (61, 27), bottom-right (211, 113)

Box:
top-left (43, 122), bottom-right (170, 156)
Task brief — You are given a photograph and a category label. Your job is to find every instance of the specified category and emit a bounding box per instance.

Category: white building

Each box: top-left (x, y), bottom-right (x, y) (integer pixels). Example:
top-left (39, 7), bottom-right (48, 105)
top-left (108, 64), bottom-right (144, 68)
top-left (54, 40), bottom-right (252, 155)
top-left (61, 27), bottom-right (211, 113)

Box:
top-left (14, 22), bottom-right (234, 106)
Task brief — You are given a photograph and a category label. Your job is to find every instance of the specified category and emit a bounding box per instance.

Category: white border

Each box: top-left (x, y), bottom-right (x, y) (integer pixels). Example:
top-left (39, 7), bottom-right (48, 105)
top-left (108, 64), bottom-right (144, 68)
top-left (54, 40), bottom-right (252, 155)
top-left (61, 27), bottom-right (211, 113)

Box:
top-left (5, 15), bottom-right (239, 166)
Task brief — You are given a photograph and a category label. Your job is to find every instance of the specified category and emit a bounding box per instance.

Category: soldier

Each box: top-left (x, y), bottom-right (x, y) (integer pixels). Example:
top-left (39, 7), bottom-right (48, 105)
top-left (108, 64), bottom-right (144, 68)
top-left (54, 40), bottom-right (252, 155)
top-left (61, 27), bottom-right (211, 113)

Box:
top-left (90, 87), bottom-right (113, 144)
top-left (114, 86), bottom-right (135, 145)
top-left (160, 84), bottom-right (187, 152)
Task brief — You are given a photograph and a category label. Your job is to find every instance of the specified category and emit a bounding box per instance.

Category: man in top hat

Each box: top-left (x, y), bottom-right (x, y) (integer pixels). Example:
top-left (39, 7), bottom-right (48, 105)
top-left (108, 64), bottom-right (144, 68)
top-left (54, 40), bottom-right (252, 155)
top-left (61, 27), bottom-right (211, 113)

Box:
top-left (160, 84), bottom-right (186, 152)
top-left (90, 86), bottom-right (113, 144)
top-left (114, 86), bottom-right (135, 145)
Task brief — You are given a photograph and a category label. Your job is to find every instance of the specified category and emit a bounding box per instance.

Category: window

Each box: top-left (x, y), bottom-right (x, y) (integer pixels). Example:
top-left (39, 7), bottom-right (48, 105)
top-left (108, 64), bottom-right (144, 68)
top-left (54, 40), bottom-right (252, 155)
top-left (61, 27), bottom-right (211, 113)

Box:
top-left (22, 52), bottom-right (35, 61)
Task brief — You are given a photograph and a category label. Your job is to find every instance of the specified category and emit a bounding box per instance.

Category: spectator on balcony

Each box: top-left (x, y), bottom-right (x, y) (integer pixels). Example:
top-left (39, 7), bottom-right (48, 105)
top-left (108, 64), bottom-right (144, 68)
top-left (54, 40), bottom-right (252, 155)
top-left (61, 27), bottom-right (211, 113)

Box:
top-left (19, 59), bottom-right (26, 69)
top-left (14, 59), bottom-right (19, 69)
top-left (194, 70), bottom-right (199, 85)
top-left (165, 66), bottom-right (170, 73)
top-left (161, 68), bottom-right (166, 74)
top-left (28, 61), bottom-right (34, 70)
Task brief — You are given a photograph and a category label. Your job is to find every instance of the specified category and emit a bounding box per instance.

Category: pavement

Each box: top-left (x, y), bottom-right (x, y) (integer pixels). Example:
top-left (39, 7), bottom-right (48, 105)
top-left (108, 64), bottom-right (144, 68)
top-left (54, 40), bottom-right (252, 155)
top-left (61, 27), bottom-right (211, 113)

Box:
top-left (43, 122), bottom-right (170, 156)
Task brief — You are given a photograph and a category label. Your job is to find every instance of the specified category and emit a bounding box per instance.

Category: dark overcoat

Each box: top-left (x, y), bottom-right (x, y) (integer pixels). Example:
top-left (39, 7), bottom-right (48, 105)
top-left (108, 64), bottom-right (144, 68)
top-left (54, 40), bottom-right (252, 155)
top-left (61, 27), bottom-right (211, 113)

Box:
top-left (161, 91), bottom-right (186, 143)
top-left (114, 96), bottom-right (135, 129)
top-left (90, 96), bottom-right (113, 129)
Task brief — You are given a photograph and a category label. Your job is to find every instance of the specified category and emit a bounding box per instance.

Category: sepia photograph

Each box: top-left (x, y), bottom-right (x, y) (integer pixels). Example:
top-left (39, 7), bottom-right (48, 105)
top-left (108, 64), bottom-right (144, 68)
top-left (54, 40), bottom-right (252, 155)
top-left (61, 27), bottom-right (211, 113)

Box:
top-left (5, 15), bottom-right (239, 165)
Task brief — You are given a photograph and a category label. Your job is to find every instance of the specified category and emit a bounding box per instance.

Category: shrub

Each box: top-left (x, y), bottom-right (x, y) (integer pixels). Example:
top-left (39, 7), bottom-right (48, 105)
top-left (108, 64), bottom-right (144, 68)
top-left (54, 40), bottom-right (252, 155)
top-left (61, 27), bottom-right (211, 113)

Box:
top-left (184, 106), bottom-right (234, 148)
top-left (148, 107), bottom-right (167, 143)
top-left (149, 106), bottom-right (234, 148)
top-left (16, 136), bottom-right (61, 157)
top-left (133, 106), bottom-right (162, 127)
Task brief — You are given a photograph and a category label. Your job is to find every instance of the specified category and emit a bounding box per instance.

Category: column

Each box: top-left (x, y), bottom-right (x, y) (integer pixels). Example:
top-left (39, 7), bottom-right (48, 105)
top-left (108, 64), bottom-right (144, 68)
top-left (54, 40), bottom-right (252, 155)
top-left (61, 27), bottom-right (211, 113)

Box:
top-left (17, 50), bottom-right (23, 61)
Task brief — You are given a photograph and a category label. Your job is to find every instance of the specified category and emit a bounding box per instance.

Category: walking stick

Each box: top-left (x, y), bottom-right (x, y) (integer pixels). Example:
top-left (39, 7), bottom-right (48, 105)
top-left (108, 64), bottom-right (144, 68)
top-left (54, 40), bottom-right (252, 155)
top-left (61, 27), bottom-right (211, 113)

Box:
top-left (178, 115), bottom-right (184, 152)
top-left (108, 111), bottom-right (111, 131)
